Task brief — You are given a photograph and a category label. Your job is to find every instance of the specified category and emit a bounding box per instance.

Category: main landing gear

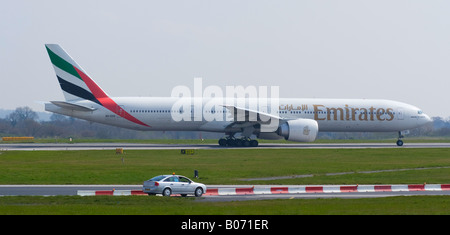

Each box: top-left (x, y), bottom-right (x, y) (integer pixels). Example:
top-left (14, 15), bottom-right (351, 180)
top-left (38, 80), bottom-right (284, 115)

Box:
top-left (218, 136), bottom-right (258, 147)
top-left (396, 131), bottom-right (404, 146)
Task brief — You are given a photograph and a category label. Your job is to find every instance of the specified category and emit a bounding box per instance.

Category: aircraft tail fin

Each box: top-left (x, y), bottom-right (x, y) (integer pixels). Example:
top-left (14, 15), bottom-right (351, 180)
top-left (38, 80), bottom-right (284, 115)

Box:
top-left (45, 44), bottom-right (151, 128)
top-left (45, 44), bottom-right (109, 105)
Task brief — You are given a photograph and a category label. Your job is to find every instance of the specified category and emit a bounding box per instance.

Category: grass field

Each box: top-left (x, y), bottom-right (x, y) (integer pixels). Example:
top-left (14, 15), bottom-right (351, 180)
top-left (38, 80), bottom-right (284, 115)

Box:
top-left (1, 195), bottom-right (450, 215)
top-left (0, 147), bottom-right (450, 214)
top-left (1, 148), bottom-right (450, 185)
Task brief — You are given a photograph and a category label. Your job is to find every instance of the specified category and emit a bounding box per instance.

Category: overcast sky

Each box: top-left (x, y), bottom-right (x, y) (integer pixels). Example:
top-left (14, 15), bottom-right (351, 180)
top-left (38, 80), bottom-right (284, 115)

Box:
top-left (1, 0), bottom-right (449, 117)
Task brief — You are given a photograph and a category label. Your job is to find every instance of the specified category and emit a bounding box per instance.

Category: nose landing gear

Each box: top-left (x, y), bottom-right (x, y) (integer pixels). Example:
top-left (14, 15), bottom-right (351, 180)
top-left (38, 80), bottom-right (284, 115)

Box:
top-left (396, 131), bottom-right (404, 146)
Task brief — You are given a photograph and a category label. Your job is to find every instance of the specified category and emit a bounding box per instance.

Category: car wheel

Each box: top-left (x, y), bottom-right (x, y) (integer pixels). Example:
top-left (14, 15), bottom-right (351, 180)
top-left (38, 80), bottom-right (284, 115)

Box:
top-left (162, 188), bottom-right (171, 197)
top-left (194, 187), bottom-right (203, 197)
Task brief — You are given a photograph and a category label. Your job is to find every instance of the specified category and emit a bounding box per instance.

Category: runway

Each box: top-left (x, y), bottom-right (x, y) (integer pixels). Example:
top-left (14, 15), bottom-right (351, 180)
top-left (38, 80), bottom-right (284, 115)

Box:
top-left (1, 142), bottom-right (450, 151)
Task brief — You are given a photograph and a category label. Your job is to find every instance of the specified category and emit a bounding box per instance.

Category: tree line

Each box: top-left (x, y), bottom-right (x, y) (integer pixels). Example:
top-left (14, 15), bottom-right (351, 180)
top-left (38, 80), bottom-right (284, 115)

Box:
top-left (1, 106), bottom-right (449, 140)
top-left (0, 107), bottom-right (216, 140)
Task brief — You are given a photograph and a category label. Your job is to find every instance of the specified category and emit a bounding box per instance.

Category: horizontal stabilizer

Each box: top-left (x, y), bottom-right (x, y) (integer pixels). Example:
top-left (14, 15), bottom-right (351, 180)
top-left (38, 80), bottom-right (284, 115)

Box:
top-left (50, 101), bottom-right (96, 112)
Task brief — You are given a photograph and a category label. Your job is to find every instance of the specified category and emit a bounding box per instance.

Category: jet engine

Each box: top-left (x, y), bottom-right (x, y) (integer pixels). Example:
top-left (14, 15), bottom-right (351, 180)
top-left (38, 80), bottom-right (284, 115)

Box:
top-left (276, 119), bottom-right (318, 142)
top-left (257, 132), bottom-right (284, 140)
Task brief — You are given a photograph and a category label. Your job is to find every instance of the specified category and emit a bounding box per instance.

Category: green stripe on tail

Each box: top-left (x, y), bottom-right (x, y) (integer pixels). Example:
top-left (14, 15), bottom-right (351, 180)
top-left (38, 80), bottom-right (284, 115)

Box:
top-left (45, 45), bottom-right (82, 81)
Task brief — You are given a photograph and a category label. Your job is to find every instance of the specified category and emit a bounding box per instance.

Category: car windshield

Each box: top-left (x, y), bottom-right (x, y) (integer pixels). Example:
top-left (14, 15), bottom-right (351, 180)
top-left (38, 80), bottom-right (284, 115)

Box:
top-left (150, 175), bottom-right (166, 181)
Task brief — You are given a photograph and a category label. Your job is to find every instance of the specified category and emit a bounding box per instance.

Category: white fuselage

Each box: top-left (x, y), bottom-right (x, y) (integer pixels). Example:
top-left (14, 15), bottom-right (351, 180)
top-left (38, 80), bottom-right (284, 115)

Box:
top-left (45, 97), bottom-right (431, 134)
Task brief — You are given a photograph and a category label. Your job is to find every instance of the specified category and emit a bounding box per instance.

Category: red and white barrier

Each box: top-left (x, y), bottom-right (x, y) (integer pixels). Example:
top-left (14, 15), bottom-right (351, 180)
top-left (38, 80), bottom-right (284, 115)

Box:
top-left (78, 189), bottom-right (147, 196)
top-left (204, 184), bottom-right (450, 196)
top-left (77, 184), bottom-right (450, 196)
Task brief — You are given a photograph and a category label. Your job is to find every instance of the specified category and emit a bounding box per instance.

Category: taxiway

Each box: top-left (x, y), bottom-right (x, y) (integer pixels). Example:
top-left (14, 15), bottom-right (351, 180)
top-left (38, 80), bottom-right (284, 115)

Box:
top-left (1, 142), bottom-right (449, 151)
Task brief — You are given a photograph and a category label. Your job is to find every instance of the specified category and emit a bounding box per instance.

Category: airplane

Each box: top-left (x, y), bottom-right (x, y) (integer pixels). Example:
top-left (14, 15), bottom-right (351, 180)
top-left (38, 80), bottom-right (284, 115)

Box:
top-left (44, 44), bottom-right (432, 147)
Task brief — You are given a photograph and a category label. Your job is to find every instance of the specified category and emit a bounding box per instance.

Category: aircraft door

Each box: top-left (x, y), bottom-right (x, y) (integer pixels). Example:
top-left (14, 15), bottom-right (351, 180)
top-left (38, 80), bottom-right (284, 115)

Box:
top-left (117, 105), bottom-right (125, 118)
top-left (105, 105), bottom-right (125, 123)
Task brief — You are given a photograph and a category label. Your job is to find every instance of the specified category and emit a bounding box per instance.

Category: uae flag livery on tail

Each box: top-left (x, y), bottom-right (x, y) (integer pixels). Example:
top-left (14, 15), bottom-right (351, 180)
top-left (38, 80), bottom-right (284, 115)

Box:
top-left (45, 44), bottom-right (149, 127)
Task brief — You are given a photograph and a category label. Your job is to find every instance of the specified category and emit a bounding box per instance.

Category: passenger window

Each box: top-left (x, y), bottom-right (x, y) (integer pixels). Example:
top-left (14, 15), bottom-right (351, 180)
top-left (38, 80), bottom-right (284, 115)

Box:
top-left (179, 177), bottom-right (191, 183)
top-left (164, 176), bottom-right (178, 182)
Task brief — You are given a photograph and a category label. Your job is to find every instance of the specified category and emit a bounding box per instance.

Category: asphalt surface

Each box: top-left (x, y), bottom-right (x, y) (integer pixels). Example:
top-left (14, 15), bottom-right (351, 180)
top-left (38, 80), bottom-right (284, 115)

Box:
top-left (1, 142), bottom-right (450, 151)
top-left (1, 184), bottom-right (450, 201)
top-left (0, 185), bottom-right (140, 196)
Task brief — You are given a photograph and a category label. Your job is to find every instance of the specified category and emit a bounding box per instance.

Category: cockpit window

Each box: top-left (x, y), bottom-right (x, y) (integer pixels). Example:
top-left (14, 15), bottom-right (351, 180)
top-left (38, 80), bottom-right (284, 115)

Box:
top-left (418, 110), bottom-right (423, 114)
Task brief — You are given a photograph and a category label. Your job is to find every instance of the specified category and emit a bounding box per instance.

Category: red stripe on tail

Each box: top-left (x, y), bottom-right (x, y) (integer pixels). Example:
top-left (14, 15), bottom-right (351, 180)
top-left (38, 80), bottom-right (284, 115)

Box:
top-left (73, 66), bottom-right (150, 127)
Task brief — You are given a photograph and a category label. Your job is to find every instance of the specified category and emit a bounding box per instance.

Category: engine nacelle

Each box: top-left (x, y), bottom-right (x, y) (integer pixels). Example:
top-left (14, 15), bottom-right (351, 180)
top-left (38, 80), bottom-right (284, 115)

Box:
top-left (277, 119), bottom-right (318, 142)
top-left (257, 132), bottom-right (284, 140)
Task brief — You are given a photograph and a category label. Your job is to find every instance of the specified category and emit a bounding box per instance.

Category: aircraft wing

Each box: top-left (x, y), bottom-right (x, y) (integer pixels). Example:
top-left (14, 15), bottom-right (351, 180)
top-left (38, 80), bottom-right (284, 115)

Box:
top-left (222, 105), bottom-right (281, 132)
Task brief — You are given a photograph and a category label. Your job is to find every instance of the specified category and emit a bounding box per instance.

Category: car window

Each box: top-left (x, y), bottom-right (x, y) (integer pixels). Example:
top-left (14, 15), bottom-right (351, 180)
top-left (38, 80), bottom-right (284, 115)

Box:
top-left (179, 177), bottom-right (191, 183)
top-left (150, 175), bottom-right (165, 181)
top-left (164, 176), bottom-right (179, 182)
top-left (164, 177), bottom-right (173, 182)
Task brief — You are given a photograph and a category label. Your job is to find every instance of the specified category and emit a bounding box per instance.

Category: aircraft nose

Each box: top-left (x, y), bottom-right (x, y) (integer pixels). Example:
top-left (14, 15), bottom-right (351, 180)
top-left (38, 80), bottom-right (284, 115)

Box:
top-left (420, 113), bottom-right (432, 125)
top-left (425, 114), bottom-right (432, 124)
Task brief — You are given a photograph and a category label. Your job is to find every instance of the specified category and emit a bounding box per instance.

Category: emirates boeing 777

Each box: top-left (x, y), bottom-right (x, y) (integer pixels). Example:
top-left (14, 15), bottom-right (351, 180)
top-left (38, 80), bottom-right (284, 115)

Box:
top-left (44, 44), bottom-right (432, 147)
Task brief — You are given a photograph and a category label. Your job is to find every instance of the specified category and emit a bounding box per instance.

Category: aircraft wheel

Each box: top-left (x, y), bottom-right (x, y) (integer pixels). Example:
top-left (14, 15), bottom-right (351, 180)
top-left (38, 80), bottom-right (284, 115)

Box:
top-left (226, 138), bottom-right (236, 147)
top-left (218, 138), bottom-right (227, 146)
top-left (396, 140), bottom-right (404, 146)
top-left (250, 140), bottom-right (258, 147)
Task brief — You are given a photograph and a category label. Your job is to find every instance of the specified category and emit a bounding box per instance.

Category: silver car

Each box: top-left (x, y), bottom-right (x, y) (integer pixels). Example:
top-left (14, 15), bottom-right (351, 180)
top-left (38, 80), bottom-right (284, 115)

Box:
top-left (143, 175), bottom-right (206, 197)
